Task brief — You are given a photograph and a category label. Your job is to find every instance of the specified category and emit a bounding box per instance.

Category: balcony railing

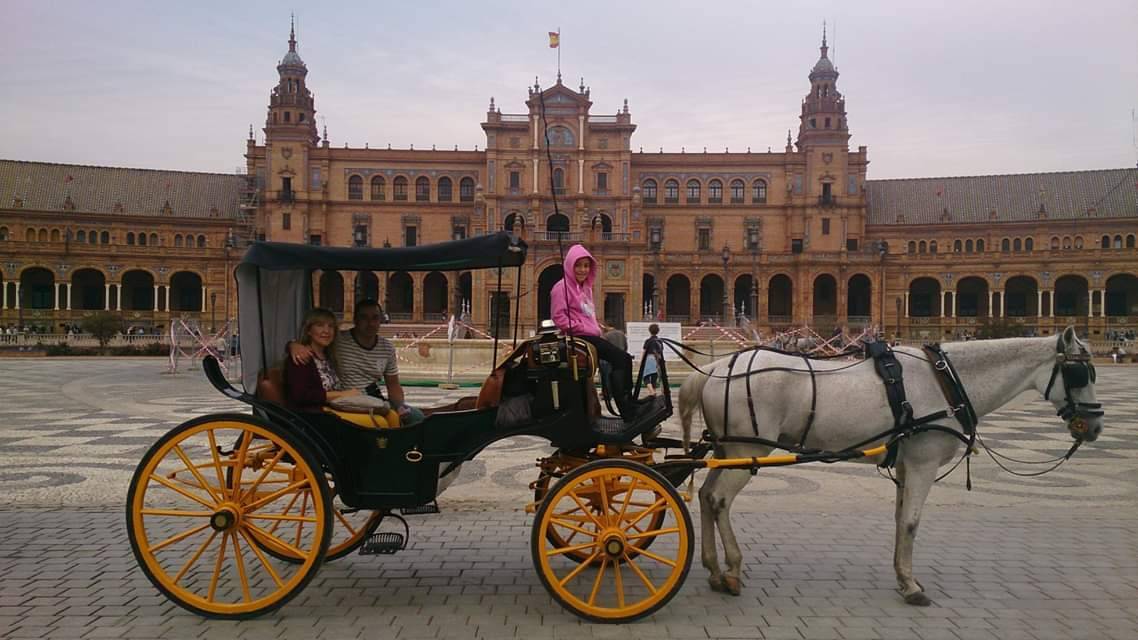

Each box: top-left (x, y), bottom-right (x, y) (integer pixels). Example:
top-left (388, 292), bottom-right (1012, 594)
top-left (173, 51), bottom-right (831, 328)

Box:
top-left (280, 190), bottom-right (295, 203)
top-left (500, 114), bottom-right (530, 123)
top-left (601, 232), bottom-right (631, 241)
top-left (818, 195), bottom-right (838, 207)
top-left (541, 231), bottom-right (582, 242)
top-left (589, 115), bottom-right (618, 124)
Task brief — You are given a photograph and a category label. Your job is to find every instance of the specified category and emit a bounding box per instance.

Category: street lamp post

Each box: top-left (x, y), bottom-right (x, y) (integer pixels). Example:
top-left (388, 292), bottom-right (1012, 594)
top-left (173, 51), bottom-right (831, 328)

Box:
top-left (721, 244), bottom-right (731, 324)
top-left (210, 291), bottom-right (217, 333)
top-left (650, 228), bottom-right (662, 320)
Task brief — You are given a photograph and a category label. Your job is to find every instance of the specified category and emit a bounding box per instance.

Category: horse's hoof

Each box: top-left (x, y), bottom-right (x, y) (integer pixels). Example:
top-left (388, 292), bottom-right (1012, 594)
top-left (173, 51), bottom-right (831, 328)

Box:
top-left (708, 575), bottom-right (728, 593)
top-left (723, 576), bottom-right (743, 596)
top-left (904, 591), bottom-right (932, 606)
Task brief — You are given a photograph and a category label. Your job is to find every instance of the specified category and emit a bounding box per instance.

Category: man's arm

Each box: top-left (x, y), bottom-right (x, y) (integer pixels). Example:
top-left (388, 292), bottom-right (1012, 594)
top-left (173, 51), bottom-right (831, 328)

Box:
top-left (384, 374), bottom-right (405, 408)
top-left (285, 340), bottom-right (315, 365)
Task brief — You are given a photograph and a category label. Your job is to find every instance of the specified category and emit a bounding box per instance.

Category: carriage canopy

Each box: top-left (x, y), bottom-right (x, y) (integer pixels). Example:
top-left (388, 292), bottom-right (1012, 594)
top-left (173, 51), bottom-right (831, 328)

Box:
top-left (235, 232), bottom-right (527, 392)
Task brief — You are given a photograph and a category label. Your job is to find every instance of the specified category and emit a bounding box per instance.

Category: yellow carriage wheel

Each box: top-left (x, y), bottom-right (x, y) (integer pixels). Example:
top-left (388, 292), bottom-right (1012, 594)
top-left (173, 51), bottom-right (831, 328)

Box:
top-left (126, 415), bottom-right (332, 619)
top-left (228, 444), bottom-right (381, 563)
top-left (532, 459), bottom-right (693, 623)
top-left (533, 471), bottom-right (667, 565)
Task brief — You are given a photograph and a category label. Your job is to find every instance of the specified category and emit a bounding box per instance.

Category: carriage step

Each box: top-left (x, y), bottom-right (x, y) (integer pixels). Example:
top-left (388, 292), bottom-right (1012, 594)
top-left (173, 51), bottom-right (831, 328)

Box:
top-left (645, 436), bottom-right (684, 449)
top-left (359, 532), bottom-right (405, 555)
top-left (400, 502), bottom-right (440, 516)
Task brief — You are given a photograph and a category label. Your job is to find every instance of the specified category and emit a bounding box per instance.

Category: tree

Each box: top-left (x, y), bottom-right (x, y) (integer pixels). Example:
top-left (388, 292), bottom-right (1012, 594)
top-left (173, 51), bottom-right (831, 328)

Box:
top-left (82, 312), bottom-right (123, 352)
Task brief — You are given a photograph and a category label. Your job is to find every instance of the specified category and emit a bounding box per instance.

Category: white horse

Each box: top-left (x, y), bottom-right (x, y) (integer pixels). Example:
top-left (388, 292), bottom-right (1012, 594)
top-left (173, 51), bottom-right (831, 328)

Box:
top-left (679, 327), bottom-right (1104, 606)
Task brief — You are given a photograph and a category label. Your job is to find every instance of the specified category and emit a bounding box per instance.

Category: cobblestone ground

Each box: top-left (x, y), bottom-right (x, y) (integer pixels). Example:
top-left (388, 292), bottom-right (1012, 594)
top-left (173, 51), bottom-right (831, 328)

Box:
top-left (1, 358), bottom-right (1136, 639)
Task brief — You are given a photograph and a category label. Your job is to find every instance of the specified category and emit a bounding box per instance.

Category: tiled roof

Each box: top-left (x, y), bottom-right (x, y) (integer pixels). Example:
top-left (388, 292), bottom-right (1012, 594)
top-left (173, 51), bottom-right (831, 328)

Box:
top-left (865, 168), bottom-right (1138, 225)
top-left (0, 159), bottom-right (246, 219)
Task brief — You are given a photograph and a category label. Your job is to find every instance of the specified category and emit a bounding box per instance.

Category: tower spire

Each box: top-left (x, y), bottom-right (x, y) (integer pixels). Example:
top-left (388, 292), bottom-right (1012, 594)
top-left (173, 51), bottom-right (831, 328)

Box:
top-left (289, 13), bottom-right (296, 52)
top-left (821, 20), bottom-right (828, 58)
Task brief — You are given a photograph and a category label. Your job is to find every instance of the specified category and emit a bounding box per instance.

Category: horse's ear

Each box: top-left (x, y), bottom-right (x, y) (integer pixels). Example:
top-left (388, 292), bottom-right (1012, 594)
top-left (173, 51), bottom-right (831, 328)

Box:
top-left (1062, 325), bottom-right (1077, 348)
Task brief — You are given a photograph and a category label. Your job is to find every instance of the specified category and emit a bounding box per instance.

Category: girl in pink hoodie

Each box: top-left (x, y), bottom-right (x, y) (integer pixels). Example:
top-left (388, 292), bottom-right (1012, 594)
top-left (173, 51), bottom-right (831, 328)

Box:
top-left (550, 244), bottom-right (645, 421)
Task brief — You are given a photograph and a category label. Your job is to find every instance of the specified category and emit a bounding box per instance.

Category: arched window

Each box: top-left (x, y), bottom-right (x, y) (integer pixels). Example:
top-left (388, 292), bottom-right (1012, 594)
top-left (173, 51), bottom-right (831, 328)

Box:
top-left (1025, 237), bottom-right (1033, 251)
top-left (730, 179), bottom-right (744, 203)
top-left (686, 179), bottom-right (701, 203)
top-left (150, 233), bottom-right (158, 246)
top-left (26, 228), bottom-right (35, 242)
top-left (918, 240), bottom-right (927, 254)
top-left (708, 179), bottom-right (723, 203)
top-left (1052, 236), bottom-right (1060, 250)
top-left (138, 232), bottom-right (147, 246)
top-left (174, 234), bottom-right (183, 247)
top-left (0, 226), bottom-right (6, 241)
top-left (503, 212), bottom-right (520, 232)
top-left (51, 229), bottom-right (61, 242)
top-left (437, 177), bottom-right (452, 202)
top-left (370, 176), bottom-right (385, 201)
top-left (545, 125), bottom-right (574, 146)
top-left (1114, 235), bottom-right (1123, 249)
top-left (1101, 235), bottom-right (1111, 249)
top-left (88, 229), bottom-right (97, 244)
top-left (1013, 238), bottom-right (1021, 252)
top-left (1075, 236), bottom-right (1084, 249)
top-left (197, 235), bottom-right (206, 248)
top-left (552, 168), bottom-right (565, 194)
top-left (101, 231), bottom-right (110, 244)
top-left (393, 176), bottom-right (408, 201)
top-left (76, 230), bottom-right (86, 243)
top-left (664, 179), bottom-right (679, 203)
top-left (642, 179), bottom-right (657, 203)
top-left (977, 239), bottom-right (985, 252)
top-left (126, 232), bottom-right (135, 246)
top-left (908, 241), bottom-right (917, 254)
top-left (965, 239), bottom-right (974, 252)
top-left (1063, 236), bottom-right (1072, 250)
top-left (459, 177), bottom-right (475, 201)
top-left (348, 175), bottom-right (363, 200)
top-left (930, 240), bottom-right (938, 254)
top-left (953, 239), bottom-right (962, 252)
top-left (752, 179), bottom-right (767, 204)
top-left (1001, 238), bottom-right (1010, 252)
top-left (415, 176), bottom-right (430, 201)
top-left (1127, 234), bottom-right (1136, 249)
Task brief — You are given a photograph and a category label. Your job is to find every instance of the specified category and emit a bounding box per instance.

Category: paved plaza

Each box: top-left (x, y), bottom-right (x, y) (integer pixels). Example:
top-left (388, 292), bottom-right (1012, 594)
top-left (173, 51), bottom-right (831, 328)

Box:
top-left (0, 358), bottom-right (1136, 639)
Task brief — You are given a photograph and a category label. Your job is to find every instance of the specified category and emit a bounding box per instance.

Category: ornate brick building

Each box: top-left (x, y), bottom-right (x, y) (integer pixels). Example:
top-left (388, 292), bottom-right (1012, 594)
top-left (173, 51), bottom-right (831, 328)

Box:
top-left (3, 25), bottom-right (1136, 340)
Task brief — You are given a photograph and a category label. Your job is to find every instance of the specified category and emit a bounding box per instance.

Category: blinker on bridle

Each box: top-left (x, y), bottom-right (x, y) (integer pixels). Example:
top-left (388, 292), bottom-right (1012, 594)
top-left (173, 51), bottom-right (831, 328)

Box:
top-left (1044, 335), bottom-right (1103, 428)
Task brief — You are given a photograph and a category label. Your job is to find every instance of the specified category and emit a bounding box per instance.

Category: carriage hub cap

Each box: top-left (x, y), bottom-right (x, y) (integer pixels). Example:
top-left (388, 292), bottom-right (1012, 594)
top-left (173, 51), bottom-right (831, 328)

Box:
top-left (210, 507), bottom-right (239, 532)
top-left (602, 533), bottom-right (626, 558)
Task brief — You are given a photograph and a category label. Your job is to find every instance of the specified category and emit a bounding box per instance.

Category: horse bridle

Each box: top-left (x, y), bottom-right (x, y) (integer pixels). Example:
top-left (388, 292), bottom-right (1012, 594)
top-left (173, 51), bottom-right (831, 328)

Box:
top-left (1043, 335), bottom-right (1104, 433)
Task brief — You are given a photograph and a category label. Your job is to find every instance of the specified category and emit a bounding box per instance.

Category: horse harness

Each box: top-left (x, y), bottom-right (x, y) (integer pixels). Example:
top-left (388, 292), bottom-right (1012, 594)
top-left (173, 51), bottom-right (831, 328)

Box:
top-left (1043, 334), bottom-right (1103, 427)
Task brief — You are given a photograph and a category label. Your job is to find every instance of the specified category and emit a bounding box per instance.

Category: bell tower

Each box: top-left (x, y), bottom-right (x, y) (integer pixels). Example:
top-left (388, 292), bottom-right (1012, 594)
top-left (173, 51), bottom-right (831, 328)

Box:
top-left (265, 16), bottom-right (318, 146)
top-left (796, 24), bottom-right (849, 149)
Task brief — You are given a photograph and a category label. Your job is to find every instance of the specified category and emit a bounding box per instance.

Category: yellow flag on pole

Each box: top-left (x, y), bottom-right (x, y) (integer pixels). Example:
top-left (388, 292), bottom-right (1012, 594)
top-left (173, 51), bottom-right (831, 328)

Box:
top-left (548, 31), bottom-right (560, 48)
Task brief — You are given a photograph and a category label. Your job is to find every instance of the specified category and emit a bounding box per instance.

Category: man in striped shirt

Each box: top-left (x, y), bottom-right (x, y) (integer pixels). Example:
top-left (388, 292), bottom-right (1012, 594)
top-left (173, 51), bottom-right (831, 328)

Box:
top-left (287, 298), bottom-right (424, 425)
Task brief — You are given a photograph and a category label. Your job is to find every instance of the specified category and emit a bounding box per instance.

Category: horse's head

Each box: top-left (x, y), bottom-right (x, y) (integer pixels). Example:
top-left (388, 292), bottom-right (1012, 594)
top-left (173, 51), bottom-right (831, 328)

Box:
top-left (1040, 326), bottom-right (1104, 442)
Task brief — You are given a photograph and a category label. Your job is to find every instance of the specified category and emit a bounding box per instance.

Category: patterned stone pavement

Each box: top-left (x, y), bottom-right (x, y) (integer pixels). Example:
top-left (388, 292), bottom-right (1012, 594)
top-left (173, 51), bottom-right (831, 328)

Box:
top-left (0, 358), bottom-right (1136, 639)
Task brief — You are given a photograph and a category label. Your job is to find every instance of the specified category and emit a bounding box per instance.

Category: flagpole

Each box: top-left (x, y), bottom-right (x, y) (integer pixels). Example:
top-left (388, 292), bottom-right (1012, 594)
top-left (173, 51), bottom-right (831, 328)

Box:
top-left (557, 27), bottom-right (561, 79)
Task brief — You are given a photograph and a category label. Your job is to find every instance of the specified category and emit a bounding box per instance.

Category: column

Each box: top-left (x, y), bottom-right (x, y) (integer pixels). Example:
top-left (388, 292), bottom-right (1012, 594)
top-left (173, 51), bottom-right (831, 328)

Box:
top-left (13, 283), bottom-right (18, 310)
top-left (153, 285), bottom-right (160, 311)
top-left (903, 291), bottom-right (909, 318)
top-left (1087, 291), bottom-right (1093, 317)
top-left (104, 283), bottom-right (111, 310)
top-left (940, 292), bottom-right (947, 317)
top-left (1, 280), bottom-right (6, 309)
top-left (999, 291), bottom-right (1005, 317)
top-left (1049, 290), bottom-right (1055, 317)
top-left (1037, 290), bottom-right (1043, 317)
top-left (65, 283), bottom-right (72, 310)
top-left (532, 158), bottom-right (539, 193)
top-left (53, 283), bottom-right (60, 310)
top-left (116, 284), bottom-right (123, 311)
top-left (948, 291), bottom-right (954, 317)
top-left (164, 286), bottom-right (171, 312)
top-left (578, 158), bottom-right (584, 194)
top-left (988, 291), bottom-right (995, 317)
top-left (1099, 289), bottom-right (1106, 317)
top-left (201, 286), bottom-right (207, 312)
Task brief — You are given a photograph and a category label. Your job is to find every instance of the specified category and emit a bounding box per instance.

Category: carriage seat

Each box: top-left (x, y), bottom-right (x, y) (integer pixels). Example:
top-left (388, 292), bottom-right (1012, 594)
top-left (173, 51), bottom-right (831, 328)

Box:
top-left (256, 367), bottom-right (286, 405)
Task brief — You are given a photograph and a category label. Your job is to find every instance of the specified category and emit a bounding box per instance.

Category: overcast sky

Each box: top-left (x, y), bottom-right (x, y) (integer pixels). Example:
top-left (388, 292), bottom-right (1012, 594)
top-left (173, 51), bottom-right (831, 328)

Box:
top-left (1, 0), bottom-right (1135, 179)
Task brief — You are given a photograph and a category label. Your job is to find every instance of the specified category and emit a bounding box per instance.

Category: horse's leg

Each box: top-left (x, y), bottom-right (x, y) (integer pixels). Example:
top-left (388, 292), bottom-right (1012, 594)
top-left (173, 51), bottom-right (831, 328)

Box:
top-left (710, 469), bottom-right (752, 596)
top-left (698, 468), bottom-right (726, 592)
top-left (893, 454), bottom-right (937, 606)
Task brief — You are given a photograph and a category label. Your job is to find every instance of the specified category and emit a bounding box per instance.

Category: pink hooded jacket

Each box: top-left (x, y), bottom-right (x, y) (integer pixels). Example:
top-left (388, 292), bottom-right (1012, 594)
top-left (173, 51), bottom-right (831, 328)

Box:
top-left (550, 244), bottom-right (602, 337)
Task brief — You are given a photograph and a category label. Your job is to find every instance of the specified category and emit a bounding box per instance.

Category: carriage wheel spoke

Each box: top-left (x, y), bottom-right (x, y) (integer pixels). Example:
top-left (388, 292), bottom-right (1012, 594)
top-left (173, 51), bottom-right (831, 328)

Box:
top-left (245, 479), bottom-right (311, 513)
top-left (173, 445), bottom-right (223, 502)
top-left (147, 473), bottom-right (217, 509)
top-left (266, 490), bottom-right (301, 535)
top-left (206, 430), bottom-right (228, 500)
top-left (616, 477), bottom-right (639, 522)
top-left (558, 550), bottom-right (601, 587)
top-left (140, 508), bottom-right (213, 518)
top-left (630, 546), bottom-right (675, 568)
top-left (173, 530), bottom-right (218, 585)
top-left (245, 513), bottom-right (318, 524)
top-left (229, 532), bottom-right (252, 603)
top-left (550, 517), bottom-right (599, 539)
top-left (613, 557), bottom-right (625, 608)
top-left (545, 540), bottom-right (598, 558)
top-left (150, 522), bottom-right (211, 553)
top-left (206, 530), bottom-right (228, 602)
top-left (595, 477), bottom-right (611, 527)
top-left (334, 509), bottom-right (360, 535)
top-left (239, 528), bottom-right (283, 587)
top-left (568, 491), bottom-right (603, 528)
top-left (239, 448), bottom-right (287, 502)
top-left (626, 526), bottom-right (679, 542)
top-left (230, 432), bottom-right (252, 501)
top-left (295, 491), bottom-right (310, 547)
top-left (587, 557), bottom-right (607, 606)
top-left (246, 522), bottom-right (307, 559)
top-left (623, 498), bottom-right (666, 531)
top-left (623, 554), bottom-right (658, 595)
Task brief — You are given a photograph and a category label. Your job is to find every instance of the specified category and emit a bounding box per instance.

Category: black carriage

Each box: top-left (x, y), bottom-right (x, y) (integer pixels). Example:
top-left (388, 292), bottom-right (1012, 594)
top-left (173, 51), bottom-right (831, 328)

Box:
top-left (126, 232), bottom-right (699, 623)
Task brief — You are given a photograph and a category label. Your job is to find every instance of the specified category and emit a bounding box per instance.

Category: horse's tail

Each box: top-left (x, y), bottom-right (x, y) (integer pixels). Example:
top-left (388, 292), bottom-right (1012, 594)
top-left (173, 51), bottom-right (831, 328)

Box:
top-left (679, 370), bottom-right (710, 453)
